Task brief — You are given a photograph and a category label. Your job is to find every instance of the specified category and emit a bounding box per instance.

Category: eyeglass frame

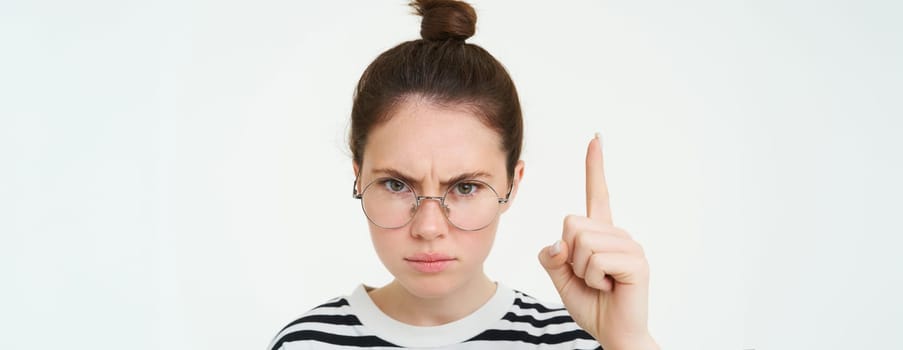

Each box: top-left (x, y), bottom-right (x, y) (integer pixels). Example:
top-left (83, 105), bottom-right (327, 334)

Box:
top-left (351, 172), bottom-right (514, 231)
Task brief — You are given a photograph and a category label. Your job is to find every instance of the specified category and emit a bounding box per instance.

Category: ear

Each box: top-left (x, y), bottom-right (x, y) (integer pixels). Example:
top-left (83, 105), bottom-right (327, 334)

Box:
top-left (500, 160), bottom-right (525, 214)
top-left (353, 161), bottom-right (362, 194)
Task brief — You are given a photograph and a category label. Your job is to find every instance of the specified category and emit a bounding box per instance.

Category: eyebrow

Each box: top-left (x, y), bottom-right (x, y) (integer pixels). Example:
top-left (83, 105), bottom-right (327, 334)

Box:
top-left (369, 167), bottom-right (493, 187)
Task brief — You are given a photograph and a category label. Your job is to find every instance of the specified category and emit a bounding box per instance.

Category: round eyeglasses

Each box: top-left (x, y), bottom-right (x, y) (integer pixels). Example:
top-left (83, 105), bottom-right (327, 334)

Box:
top-left (352, 176), bottom-right (512, 231)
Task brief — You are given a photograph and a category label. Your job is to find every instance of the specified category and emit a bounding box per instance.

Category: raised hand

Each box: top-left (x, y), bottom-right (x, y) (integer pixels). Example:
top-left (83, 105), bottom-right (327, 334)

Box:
top-left (538, 133), bottom-right (658, 350)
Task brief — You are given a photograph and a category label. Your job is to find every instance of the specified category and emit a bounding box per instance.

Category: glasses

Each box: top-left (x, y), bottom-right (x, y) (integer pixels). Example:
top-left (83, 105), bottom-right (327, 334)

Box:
top-left (353, 176), bottom-right (512, 231)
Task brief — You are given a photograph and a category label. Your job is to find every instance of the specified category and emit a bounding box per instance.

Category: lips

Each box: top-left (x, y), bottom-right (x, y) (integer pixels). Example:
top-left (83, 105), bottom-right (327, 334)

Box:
top-left (405, 253), bottom-right (456, 273)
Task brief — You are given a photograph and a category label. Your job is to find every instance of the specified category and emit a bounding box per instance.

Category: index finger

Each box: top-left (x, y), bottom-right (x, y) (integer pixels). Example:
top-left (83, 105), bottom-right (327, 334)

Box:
top-left (586, 132), bottom-right (613, 224)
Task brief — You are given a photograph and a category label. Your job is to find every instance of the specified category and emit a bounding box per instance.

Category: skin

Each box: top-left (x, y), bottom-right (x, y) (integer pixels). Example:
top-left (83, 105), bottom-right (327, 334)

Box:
top-left (353, 97), bottom-right (524, 326)
top-left (538, 137), bottom-right (660, 350)
top-left (354, 97), bottom-right (658, 349)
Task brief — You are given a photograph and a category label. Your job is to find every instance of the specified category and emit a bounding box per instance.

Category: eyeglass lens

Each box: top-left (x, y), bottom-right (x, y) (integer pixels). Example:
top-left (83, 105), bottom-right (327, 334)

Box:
top-left (360, 178), bottom-right (501, 231)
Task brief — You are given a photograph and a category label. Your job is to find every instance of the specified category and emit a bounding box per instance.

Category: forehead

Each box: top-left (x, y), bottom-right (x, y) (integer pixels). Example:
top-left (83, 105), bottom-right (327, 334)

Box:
top-left (362, 99), bottom-right (506, 180)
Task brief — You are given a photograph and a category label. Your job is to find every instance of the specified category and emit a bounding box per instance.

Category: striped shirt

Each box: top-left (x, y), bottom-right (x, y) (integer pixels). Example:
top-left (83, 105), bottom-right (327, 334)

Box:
top-left (268, 284), bottom-right (602, 349)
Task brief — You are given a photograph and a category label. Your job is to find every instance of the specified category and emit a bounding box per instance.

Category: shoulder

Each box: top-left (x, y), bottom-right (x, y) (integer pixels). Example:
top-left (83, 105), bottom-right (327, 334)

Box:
top-left (267, 296), bottom-right (389, 350)
top-left (466, 289), bottom-right (602, 349)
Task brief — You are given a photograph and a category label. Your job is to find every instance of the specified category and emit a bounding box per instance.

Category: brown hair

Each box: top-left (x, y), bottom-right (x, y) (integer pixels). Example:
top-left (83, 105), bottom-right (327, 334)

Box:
top-left (349, 0), bottom-right (523, 181)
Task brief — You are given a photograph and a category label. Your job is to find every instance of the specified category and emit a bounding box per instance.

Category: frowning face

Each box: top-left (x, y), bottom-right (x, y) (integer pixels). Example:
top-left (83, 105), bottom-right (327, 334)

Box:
top-left (354, 98), bottom-right (523, 299)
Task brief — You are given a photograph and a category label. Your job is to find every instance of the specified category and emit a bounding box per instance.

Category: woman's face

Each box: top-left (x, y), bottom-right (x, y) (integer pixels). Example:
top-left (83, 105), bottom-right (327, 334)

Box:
top-left (355, 98), bottom-right (523, 299)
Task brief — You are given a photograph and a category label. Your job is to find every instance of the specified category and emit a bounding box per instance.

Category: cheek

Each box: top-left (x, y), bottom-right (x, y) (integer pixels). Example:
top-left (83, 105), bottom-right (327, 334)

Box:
top-left (459, 225), bottom-right (498, 260)
top-left (368, 225), bottom-right (402, 260)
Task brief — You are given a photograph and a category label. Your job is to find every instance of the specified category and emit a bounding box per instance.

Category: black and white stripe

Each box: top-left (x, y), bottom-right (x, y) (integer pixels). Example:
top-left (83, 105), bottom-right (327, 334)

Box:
top-left (269, 298), bottom-right (397, 350)
top-left (268, 289), bottom-right (602, 350)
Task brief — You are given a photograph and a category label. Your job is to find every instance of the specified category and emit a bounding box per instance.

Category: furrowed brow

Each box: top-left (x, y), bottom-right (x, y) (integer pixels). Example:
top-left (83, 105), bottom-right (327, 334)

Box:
top-left (371, 168), bottom-right (417, 185)
top-left (370, 168), bottom-right (492, 187)
top-left (442, 172), bottom-right (492, 186)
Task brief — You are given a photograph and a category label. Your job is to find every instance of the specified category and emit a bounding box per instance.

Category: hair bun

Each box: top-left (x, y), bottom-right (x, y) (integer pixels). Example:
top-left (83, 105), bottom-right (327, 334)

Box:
top-left (411, 0), bottom-right (476, 41)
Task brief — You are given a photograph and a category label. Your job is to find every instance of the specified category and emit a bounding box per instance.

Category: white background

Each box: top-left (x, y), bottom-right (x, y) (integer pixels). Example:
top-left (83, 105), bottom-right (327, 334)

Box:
top-left (2, 0), bottom-right (901, 349)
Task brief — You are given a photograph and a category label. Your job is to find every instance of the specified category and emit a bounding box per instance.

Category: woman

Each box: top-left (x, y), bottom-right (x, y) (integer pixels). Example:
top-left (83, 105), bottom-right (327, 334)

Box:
top-left (269, 1), bottom-right (657, 349)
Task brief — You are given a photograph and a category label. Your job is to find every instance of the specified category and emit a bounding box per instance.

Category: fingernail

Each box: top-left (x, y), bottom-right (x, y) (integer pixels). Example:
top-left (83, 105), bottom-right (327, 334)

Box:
top-left (595, 131), bottom-right (603, 147)
top-left (549, 240), bottom-right (562, 257)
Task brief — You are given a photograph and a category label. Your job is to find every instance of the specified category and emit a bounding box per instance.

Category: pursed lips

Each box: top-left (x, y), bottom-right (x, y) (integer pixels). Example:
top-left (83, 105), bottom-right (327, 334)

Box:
top-left (404, 253), bottom-right (456, 262)
top-left (404, 253), bottom-right (456, 273)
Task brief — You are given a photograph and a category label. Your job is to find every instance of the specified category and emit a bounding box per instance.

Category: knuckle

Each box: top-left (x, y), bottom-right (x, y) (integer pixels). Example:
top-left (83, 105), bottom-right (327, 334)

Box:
top-left (612, 226), bottom-right (630, 237)
top-left (574, 231), bottom-right (591, 247)
top-left (590, 253), bottom-right (606, 267)
top-left (586, 274), bottom-right (605, 290)
top-left (562, 214), bottom-right (580, 232)
top-left (636, 243), bottom-right (646, 256)
top-left (630, 256), bottom-right (650, 276)
top-left (584, 257), bottom-right (608, 289)
top-left (572, 263), bottom-right (585, 278)
top-left (626, 239), bottom-right (644, 255)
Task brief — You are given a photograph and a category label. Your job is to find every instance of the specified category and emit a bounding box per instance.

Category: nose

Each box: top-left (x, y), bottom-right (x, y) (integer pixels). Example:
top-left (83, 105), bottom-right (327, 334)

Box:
top-left (409, 197), bottom-right (448, 240)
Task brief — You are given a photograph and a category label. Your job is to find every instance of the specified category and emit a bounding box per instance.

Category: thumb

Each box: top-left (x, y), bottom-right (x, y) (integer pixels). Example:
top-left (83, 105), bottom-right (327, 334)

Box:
top-left (538, 240), bottom-right (574, 292)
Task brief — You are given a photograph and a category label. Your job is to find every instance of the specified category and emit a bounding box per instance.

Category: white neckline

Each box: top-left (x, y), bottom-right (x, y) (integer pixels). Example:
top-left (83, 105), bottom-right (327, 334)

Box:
top-left (347, 283), bottom-right (515, 348)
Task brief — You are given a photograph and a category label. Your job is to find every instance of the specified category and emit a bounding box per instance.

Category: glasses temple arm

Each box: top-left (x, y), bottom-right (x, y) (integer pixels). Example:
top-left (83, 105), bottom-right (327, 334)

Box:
top-left (498, 181), bottom-right (514, 204)
top-left (352, 176), bottom-right (362, 199)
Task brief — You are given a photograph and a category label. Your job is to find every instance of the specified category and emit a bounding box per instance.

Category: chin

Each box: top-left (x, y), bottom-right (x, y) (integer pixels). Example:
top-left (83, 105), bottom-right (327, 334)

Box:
top-left (396, 274), bottom-right (463, 299)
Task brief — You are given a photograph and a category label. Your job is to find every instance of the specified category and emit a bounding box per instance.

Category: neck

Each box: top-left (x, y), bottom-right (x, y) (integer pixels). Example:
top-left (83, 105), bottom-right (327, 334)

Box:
top-left (369, 273), bottom-right (497, 326)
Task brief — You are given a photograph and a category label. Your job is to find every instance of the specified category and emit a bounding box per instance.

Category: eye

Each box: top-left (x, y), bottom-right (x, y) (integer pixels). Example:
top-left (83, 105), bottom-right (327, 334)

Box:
top-left (382, 178), bottom-right (408, 193)
top-left (453, 182), bottom-right (480, 196)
